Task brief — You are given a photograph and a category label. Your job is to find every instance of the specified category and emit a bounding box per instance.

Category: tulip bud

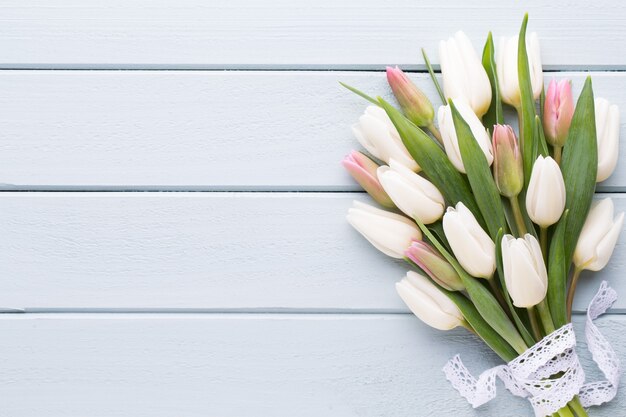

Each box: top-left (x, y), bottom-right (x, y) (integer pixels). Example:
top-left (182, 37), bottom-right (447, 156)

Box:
top-left (526, 155), bottom-right (566, 227)
top-left (352, 106), bottom-right (419, 171)
top-left (543, 79), bottom-right (574, 147)
top-left (405, 241), bottom-right (464, 291)
top-left (377, 159), bottom-right (445, 224)
top-left (438, 31), bottom-right (492, 117)
top-left (396, 271), bottom-right (465, 331)
top-left (443, 202), bottom-right (496, 279)
top-left (347, 200), bottom-right (421, 259)
top-left (574, 198), bottom-right (624, 271)
top-left (342, 151), bottom-right (394, 208)
top-left (492, 125), bottom-right (524, 197)
top-left (497, 32), bottom-right (543, 108)
top-left (386, 66), bottom-right (435, 128)
top-left (595, 98), bottom-right (620, 182)
top-left (501, 234), bottom-right (548, 308)
top-left (438, 101), bottom-right (493, 173)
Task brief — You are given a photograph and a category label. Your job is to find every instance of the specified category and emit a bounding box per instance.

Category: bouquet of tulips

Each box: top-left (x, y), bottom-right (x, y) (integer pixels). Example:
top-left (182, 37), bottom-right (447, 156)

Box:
top-left (341, 15), bottom-right (621, 417)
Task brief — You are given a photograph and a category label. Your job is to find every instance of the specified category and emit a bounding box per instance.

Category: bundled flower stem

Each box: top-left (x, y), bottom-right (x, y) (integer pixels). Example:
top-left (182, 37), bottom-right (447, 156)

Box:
top-left (340, 13), bottom-right (622, 417)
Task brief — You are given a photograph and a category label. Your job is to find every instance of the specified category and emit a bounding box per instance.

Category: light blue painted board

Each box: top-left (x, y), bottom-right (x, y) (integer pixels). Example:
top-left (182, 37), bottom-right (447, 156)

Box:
top-left (0, 0), bottom-right (624, 69)
top-left (0, 71), bottom-right (624, 191)
top-left (0, 313), bottom-right (622, 417)
top-left (0, 192), bottom-right (623, 313)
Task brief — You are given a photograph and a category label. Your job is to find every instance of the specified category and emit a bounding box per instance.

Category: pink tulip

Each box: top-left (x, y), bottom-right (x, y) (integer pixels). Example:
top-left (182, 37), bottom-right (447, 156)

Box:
top-left (342, 151), bottom-right (394, 208)
top-left (405, 240), bottom-right (464, 291)
top-left (543, 79), bottom-right (574, 147)
top-left (386, 66), bottom-right (434, 128)
top-left (492, 124), bottom-right (524, 198)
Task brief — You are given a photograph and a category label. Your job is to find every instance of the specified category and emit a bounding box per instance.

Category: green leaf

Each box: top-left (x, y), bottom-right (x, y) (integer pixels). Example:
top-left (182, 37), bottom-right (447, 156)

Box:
top-left (549, 210), bottom-right (569, 328)
top-left (415, 219), bottom-right (527, 355)
top-left (495, 229), bottom-right (536, 347)
top-left (517, 13), bottom-right (538, 187)
top-left (561, 77), bottom-right (598, 266)
top-left (441, 288), bottom-right (518, 361)
top-left (377, 98), bottom-right (484, 226)
top-left (339, 82), bottom-right (379, 105)
top-left (428, 221), bottom-right (451, 253)
top-left (421, 48), bottom-right (446, 104)
top-left (450, 100), bottom-right (508, 239)
top-left (481, 31), bottom-right (503, 129)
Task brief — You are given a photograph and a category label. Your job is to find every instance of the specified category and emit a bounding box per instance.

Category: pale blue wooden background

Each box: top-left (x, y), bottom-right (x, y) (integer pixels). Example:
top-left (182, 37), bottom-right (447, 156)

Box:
top-left (0, 1), bottom-right (624, 416)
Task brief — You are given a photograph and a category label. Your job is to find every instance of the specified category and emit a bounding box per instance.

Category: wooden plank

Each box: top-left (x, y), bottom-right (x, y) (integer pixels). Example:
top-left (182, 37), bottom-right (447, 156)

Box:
top-left (0, 192), bottom-right (623, 313)
top-left (0, 313), bottom-right (622, 416)
top-left (0, 1), bottom-right (624, 69)
top-left (0, 71), bottom-right (625, 191)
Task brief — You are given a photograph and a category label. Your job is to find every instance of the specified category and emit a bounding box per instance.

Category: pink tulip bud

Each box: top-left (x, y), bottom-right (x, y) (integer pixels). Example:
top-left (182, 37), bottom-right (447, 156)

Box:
top-left (543, 79), bottom-right (574, 147)
top-left (386, 66), bottom-right (434, 127)
top-left (342, 151), bottom-right (394, 208)
top-left (492, 125), bottom-right (524, 198)
top-left (405, 241), bottom-right (464, 291)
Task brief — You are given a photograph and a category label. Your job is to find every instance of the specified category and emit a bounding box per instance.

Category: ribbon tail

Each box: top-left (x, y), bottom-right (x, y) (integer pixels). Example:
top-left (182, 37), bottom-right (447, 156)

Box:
top-left (579, 281), bottom-right (621, 407)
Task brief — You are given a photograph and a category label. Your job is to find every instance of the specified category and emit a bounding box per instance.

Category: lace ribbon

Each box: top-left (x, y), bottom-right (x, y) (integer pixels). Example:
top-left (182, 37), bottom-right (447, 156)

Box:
top-left (442, 281), bottom-right (620, 417)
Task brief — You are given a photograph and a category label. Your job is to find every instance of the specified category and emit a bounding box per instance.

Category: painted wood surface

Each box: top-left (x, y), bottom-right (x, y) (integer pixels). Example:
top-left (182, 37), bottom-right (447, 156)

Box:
top-left (0, 192), bottom-right (622, 313)
top-left (0, 0), bottom-right (625, 69)
top-left (0, 71), bottom-right (625, 191)
top-left (0, 313), bottom-right (622, 417)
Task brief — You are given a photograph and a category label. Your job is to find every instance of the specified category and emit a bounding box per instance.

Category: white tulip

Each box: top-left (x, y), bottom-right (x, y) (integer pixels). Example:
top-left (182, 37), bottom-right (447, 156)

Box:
top-left (352, 106), bottom-right (419, 171)
top-left (347, 200), bottom-right (421, 259)
top-left (526, 155), bottom-right (566, 227)
top-left (396, 271), bottom-right (465, 330)
top-left (595, 98), bottom-right (620, 182)
top-left (438, 31), bottom-right (492, 117)
top-left (574, 198), bottom-right (624, 271)
top-left (497, 33), bottom-right (543, 108)
top-left (377, 159), bottom-right (445, 224)
top-left (501, 234), bottom-right (548, 308)
top-left (438, 101), bottom-right (493, 173)
top-left (443, 202), bottom-right (495, 279)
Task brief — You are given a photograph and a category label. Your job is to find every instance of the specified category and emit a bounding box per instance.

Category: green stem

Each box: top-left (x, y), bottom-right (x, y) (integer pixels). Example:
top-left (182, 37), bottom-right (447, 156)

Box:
top-left (567, 267), bottom-right (583, 321)
top-left (553, 145), bottom-right (562, 165)
top-left (527, 307), bottom-right (542, 341)
top-left (488, 278), bottom-right (511, 319)
top-left (427, 123), bottom-right (443, 145)
top-left (569, 397), bottom-right (589, 417)
top-left (509, 196), bottom-right (527, 236)
top-left (557, 405), bottom-right (576, 417)
top-left (540, 227), bottom-right (548, 263)
top-left (537, 299), bottom-right (556, 334)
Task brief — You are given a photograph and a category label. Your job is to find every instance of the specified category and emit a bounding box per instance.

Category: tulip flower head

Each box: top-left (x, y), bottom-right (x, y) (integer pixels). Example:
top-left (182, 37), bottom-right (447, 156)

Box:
top-left (347, 200), bottom-right (421, 259)
top-left (497, 32), bottom-right (543, 108)
top-left (438, 101), bottom-right (493, 173)
top-left (543, 79), bottom-right (574, 147)
top-left (501, 234), bottom-right (548, 308)
top-left (526, 155), bottom-right (566, 227)
top-left (595, 98), bottom-right (620, 182)
top-left (396, 271), bottom-right (465, 331)
top-left (342, 151), bottom-right (394, 208)
top-left (386, 66), bottom-right (435, 128)
top-left (492, 124), bottom-right (524, 198)
top-left (574, 198), bottom-right (624, 271)
top-left (377, 159), bottom-right (445, 224)
top-left (443, 202), bottom-right (496, 279)
top-left (438, 31), bottom-right (492, 118)
top-left (405, 240), bottom-right (464, 291)
top-left (352, 106), bottom-right (419, 171)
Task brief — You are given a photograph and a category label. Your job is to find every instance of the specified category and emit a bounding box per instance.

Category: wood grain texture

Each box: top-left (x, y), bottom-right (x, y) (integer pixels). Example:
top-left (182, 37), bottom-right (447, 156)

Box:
top-left (0, 71), bottom-right (625, 191)
top-left (0, 0), bottom-right (625, 69)
top-left (0, 192), bottom-right (623, 313)
top-left (0, 313), bottom-right (622, 417)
